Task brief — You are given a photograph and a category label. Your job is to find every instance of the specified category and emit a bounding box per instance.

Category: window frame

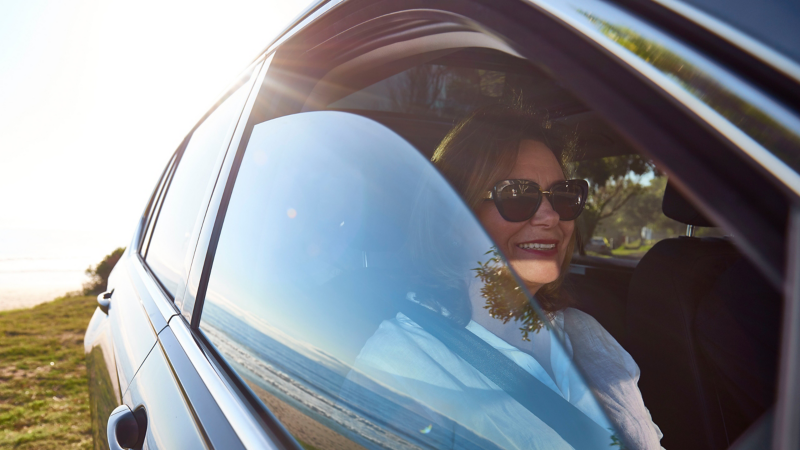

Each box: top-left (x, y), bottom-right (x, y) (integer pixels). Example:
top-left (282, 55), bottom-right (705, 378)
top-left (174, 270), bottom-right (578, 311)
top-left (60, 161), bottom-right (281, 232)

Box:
top-left (182, 0), bottom-right (799, 448)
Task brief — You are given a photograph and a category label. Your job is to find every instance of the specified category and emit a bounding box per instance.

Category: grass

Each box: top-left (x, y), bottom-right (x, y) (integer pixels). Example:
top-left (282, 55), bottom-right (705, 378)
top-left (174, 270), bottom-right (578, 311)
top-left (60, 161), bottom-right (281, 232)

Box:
top-left (611, 243), bottom-right (654, 258)
top-left (0, 295), bottom-right (96, 449)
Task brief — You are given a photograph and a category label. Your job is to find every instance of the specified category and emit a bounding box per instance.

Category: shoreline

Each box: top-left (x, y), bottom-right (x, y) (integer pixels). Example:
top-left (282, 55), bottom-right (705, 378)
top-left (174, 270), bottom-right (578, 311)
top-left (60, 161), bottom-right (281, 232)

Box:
top-left (0, 283), bottom-right (83, 312)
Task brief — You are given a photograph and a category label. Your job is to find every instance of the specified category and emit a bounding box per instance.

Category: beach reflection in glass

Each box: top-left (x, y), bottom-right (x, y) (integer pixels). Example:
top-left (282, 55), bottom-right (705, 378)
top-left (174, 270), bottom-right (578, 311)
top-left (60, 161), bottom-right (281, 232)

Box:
top-left (200, 112), bottom-right (614, 449)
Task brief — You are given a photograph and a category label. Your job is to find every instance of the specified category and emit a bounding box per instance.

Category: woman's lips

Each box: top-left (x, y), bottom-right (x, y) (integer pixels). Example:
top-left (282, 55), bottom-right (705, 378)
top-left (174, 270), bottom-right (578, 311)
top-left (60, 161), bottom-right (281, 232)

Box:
top-left (516, 239), bottom-right (559, 256)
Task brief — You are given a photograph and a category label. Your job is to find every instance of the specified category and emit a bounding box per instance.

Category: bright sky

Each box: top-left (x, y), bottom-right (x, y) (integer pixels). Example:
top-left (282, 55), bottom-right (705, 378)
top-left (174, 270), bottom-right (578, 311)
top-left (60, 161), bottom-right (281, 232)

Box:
top-left (0, 0), bottom-right (314, 244)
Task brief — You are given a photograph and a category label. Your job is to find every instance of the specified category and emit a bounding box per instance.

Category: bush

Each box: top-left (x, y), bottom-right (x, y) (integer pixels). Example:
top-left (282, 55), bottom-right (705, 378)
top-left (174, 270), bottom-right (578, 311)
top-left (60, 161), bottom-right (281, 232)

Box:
top-left (82, 247), bottom-right (125, 295)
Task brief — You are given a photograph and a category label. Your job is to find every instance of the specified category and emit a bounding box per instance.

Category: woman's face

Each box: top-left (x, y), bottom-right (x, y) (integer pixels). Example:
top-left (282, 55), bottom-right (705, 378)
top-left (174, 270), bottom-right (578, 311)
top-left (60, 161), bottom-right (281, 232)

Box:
top-left (476, 140), bottom-right (575, 294)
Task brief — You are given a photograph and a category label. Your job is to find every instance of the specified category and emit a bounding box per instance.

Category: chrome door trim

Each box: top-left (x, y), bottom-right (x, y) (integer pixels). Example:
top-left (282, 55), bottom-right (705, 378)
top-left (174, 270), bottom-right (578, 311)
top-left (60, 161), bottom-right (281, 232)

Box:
top-left (166, 316), bottom-right (279, 450)
top-left (774, 206), bottom-right (800, 449)
top-left (652, 0), bottom-right (800, 84)
top-left (523, 0), bottom-right (800, 197)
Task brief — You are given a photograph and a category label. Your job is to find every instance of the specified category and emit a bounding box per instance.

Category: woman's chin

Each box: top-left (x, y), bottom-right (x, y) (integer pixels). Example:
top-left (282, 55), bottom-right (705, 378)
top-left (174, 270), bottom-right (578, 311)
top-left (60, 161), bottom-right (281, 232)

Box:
top-left (518, 274), bottom-right (560, 293)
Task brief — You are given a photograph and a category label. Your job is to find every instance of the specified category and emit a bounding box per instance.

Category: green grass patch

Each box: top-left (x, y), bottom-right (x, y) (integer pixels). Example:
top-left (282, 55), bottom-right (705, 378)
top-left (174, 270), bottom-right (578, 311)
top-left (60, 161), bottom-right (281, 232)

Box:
top-left (611, 243), bottom-right (654, 259)
top-left (0, 295), bottom-right (95, 449)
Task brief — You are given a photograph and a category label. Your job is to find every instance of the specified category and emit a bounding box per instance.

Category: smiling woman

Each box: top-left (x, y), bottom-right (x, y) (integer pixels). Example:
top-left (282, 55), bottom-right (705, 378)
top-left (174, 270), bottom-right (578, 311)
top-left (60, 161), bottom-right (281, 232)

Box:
top-left (432, 104), bottom-right (580, 310)
top-left (352, 102), bottom-right (664, 449)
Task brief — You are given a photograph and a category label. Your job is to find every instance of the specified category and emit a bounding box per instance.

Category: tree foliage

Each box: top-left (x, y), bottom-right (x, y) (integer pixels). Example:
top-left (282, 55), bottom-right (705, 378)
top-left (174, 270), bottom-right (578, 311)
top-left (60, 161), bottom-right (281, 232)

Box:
top-left (473, 248), bottom-right (543, 341)
top-left (82, 247), bottom-right (125, 295)
top-left (595, 176), bottom-right (685, 242)
top-left (573, 155), bottom-right (655, 246)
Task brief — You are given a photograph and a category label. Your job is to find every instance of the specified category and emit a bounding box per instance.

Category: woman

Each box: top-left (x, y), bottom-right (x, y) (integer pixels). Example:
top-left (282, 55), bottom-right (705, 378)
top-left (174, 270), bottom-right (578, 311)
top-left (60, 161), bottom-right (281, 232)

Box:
top-left (346, 104), bottom-right (662, 449)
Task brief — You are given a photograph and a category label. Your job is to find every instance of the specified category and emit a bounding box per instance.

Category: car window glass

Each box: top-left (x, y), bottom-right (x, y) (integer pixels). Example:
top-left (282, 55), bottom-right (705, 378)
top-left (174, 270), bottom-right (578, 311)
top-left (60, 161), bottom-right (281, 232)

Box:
top-left (575, 155), bottom-right (728, 261)
top-left (199, 111), bottom-right (619, 449)
top-left (146, 80), bottom-right (251, 298)
top-left (141, 153), bottom-right (176, 256)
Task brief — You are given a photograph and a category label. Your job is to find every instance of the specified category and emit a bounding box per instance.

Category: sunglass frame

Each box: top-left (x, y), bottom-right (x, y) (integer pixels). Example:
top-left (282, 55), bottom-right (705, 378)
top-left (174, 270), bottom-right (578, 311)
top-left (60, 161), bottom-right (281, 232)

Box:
top-left (484, 179), bottom-right (589, 222)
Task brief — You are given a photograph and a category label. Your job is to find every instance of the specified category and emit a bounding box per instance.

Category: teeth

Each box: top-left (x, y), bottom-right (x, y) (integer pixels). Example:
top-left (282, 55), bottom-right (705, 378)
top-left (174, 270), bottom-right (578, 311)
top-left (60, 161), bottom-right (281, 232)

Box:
top-left (518, 243), bottom-right (556, 250)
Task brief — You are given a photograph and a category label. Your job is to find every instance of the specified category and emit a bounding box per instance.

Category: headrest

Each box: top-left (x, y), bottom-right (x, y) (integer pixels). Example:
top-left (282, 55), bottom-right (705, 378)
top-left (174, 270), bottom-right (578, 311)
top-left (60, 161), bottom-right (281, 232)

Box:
top-left (662, 180), bottom-right (714, 227)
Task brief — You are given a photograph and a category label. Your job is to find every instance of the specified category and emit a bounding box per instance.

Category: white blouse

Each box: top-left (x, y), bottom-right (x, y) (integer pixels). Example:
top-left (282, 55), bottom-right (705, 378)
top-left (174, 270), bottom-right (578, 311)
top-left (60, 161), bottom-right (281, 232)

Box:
top-left (348, 307), bottom-right (663, 449)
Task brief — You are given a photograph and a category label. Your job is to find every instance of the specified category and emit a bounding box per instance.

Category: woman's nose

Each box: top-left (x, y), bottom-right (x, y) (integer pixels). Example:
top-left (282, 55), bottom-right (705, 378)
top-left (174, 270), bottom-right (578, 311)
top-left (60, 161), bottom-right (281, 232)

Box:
top-left (530, 196), bottom-right (560, 226)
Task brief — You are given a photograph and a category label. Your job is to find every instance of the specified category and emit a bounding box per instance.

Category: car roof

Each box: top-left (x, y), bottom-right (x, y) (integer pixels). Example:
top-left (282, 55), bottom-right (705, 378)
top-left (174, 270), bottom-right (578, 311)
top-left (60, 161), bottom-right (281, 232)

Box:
top-left (678, 0), bottom-right (800, 64)
top-left (262, 0), bottom-right (800, 88)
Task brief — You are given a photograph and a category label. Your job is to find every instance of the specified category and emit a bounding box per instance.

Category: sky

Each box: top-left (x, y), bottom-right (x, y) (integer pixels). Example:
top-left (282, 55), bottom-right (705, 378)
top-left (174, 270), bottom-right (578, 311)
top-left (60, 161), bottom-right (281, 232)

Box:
top-left (0, 0), bottom-right (315, 307)
top-left (0, 0), bottom-right (314, 241)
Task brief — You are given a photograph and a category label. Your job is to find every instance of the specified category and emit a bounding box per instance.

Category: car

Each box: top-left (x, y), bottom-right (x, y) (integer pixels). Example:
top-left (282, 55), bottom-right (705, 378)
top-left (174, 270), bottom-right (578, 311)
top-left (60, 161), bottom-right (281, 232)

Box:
top-left (83, 0), bottom-right (800, 449)
top-left (585, 237), bottom-right (612, 256)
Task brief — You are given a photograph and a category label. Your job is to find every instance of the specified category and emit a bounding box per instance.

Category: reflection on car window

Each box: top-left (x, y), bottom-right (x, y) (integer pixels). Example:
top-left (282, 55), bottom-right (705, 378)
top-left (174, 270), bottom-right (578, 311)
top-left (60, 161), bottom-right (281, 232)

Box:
top-left (549, 0), bottom-right (800, 176)
top-left (199, 111), bottom-right (619, 449)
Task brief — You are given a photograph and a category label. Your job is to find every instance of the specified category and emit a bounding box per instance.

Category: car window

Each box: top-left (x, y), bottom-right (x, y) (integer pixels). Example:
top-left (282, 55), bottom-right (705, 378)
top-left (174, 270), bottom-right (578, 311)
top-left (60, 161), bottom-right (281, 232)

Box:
top-left (145, 80), bottom-right (251, 298)
top-left (199, 111), bottom-right (619, 449)
top-left (140, 153), bottom-right (176, 256)
top-left (575, 155), bottom-right (727, 261)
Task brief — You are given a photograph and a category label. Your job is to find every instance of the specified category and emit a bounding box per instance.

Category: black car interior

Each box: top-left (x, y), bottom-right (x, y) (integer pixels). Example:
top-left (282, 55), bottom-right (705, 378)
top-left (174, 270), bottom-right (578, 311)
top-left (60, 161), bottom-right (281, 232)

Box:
top-left (627, 181), bottom-right (780, 449)
top-left (247, 11), bottom-right (784, 448)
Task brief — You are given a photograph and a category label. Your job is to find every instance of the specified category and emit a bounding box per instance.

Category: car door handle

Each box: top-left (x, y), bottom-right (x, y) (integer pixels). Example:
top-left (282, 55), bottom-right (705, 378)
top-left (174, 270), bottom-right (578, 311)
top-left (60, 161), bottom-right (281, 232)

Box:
top-left (97, 289), bottom-right (114, 314)
top-left (107, 404), bottom-right (146, 450)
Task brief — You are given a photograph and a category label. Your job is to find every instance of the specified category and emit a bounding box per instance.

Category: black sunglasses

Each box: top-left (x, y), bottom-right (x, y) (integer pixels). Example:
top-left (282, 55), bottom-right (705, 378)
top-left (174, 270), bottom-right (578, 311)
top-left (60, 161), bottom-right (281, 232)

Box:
top-left (484, 179), bottom-right (589, 222)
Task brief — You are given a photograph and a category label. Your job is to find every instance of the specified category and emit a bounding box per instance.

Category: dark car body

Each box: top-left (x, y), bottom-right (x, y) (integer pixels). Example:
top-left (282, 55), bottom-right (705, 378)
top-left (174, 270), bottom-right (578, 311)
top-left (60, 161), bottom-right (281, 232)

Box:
top-left (84, 0), bottom-right (800, 449)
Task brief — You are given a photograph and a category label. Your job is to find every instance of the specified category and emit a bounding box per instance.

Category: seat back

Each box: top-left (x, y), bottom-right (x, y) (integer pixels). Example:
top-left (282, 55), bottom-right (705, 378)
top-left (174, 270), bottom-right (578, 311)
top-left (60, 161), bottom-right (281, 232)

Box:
top-left (627, 236), bottom-right (739, 449)
top-left (695, 258), bottom-right (781, 443)
top-left (626, 181), bottom-right (748, 449)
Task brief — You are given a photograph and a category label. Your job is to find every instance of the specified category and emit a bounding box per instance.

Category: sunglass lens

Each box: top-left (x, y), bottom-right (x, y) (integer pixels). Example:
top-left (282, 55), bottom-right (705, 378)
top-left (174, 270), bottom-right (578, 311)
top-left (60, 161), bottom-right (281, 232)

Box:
top-left (551, 182), bottom-right (585, 220)
top-left (497, 183), bottom-right (541, 222)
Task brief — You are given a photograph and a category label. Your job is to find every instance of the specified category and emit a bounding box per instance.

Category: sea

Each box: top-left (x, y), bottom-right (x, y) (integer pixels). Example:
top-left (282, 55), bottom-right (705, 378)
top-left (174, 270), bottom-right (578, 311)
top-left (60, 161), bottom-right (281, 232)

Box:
top-left (0, 228), bottom-right (127, 311)
top-left (201, 302), bottom-right (502, 450)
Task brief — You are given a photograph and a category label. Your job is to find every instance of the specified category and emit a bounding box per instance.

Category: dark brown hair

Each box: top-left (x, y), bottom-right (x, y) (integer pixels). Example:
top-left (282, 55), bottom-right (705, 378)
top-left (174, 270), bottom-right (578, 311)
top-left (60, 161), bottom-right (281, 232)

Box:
top-left (431, 103), bottom-right (577, 311)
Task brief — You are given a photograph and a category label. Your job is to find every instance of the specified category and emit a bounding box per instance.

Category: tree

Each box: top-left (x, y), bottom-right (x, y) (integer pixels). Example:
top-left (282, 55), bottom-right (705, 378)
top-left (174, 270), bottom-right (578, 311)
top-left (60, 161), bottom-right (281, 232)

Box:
top-left (595, 175), bottom-right (685, 244)
top-left (83, 247), bottom-right (126, 295)
top-left (574, 155), bottom-right (655, 246)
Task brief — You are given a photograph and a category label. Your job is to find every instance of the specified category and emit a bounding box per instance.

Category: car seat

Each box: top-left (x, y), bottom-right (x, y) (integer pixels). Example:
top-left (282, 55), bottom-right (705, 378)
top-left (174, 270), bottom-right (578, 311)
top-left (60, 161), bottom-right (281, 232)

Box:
top-left (626, 181), bottom-right (780, 449)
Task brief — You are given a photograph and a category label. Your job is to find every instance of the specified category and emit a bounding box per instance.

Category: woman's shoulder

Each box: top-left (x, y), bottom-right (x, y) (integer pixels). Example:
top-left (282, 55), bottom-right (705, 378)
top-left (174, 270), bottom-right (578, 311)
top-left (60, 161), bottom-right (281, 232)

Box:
top-left (561, 307), bottom-right (609, 340)
top-left (562, 307), bottom-right (638, 375)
